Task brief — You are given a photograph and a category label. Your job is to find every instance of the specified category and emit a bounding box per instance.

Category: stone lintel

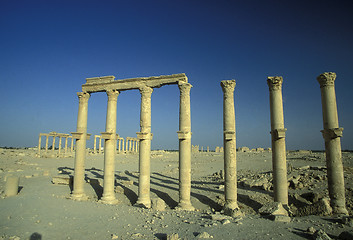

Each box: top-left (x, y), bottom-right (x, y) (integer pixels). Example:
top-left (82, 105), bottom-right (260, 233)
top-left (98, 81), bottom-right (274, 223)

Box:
top-left (136, 132), bottom-right (153, 140)
top-left (177, 131), bottom-right (192, 140)
top-left (82, 73), bottom-right (188, 93)
top-left (100, 132), bottom-right (118, 140)
top-left (321, 128), bottom-right (343, 140)
top-left (270, 128), bottom-right (287, 140)
top-left (224, 131), bottom-right (235, 141)
top-left (71, 132), bottom-right (91, 140)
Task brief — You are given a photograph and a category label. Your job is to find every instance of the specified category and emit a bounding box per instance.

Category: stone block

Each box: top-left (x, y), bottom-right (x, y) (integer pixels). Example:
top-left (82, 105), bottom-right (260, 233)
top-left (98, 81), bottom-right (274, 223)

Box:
top-left (5, 176), bottom-right (19, 197)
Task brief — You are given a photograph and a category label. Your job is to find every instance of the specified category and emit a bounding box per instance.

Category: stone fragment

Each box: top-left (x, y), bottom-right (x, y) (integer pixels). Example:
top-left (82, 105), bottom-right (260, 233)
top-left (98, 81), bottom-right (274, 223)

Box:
top-left (52, 176), bottom-right (72, 185)
top-left (270, 215), bottom-right (291, 222)
top-left (307, 226), bottom-right (316, 234)
top-left (5, 176), bottom-right (19, 197)
top-left (313, 229), bottom-right (332, 240)
top-left (258, 202), bottom-right (288, 216)
top-left (296, 198), bottom-right (332, 216)
top-left (339, 230), bottom-right (353, 240)
top-left (151, 198), bottom-right (166, 211)
top-left (167, 233), bottom-right (180, 240)
top-left (196, 232), bottom-right (213, 239)
top-left (111, 233), bottom-right (118, 239)
top-left (114, 186), bottom-right (124, 194)
top-left (221, 219), bottom-right (231, 225)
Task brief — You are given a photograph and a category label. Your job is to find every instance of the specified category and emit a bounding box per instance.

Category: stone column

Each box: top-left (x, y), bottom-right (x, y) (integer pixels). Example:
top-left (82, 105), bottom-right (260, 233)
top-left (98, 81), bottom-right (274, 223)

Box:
top-left (207, 146), bottom-right (209, 152)
top-left (71, 92), bottom-right (90, 201)
top-left (45, 135), bottom-right (49, 152)
top-left (70, 137), bottom-right (74, 152)
top-left (136, 86), bottom-right (153, 208)
top-left (38, 134), bottom-right (42, 156)
top-left (100, 90), bottom-right (119, 204)
top-left (177, 82), bottom-right (194, 210)
top-left (58, 137), bottom-right (62, 155)
top-left (221, 80), bottom-right (241, 215)
top-left (64, 137), bottom-right (68, 154)
top-left (122, 138), bottom-right (125, 152)
top-left (317, 72), bottom-right (348, 215)
top-left (52, 136), bottom-right (56, 153)
top-left (93, 136), bottom-right (97, 154)
top-left (267, 76), bottom-right (288, 205)
top-left (98, 137), bottom-right (102, 154)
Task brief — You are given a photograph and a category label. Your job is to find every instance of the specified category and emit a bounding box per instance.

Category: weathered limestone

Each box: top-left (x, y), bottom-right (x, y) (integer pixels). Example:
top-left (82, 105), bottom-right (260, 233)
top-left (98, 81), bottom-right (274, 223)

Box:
top-left (177, 82), bottom-right (194, 210)
top-left (221, 80), bottom-right (240, 214)
top-left (5, 176), bottom-right (19, 197)
top-left (267, 76), bottom-right (288, 205)
top-left (37, 132), bottom-right (73, 157)
top-left (317, 72), bottom-right (348, 215)
top-left (71, 92), bottom-right (91, 201)
top-left (100, 90), bottom-right (119, 204)
top-left (136, 86), bottom-right (153, 208)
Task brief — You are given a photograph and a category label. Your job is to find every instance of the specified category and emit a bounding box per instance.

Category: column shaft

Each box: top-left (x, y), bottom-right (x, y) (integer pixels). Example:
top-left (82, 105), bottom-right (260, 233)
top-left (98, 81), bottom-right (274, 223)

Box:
top-left (317, 72), bottom-right (348, 214)
top-left (64, 137), bottom-right (68, 154)
top-left (93, 136), bottom-right (97, 154)
top-left (177, 82), bottom-right (194, 210)
top-left (58, 137), bottom-right (62, 155)
top-left (72, 92), bottom-right (90, 200)
top-left (45, 135), bottom-right (49, 152)
top-left (221, 80), bottom-right (240, 214)
top-left (136, 86), bottom-right (153, 208)
top-left (268, 76), bottom-right (288, 205)
top-left (52, 136), bottom-right (56, 152)
top-left (38, 135), bottom-right (42, 156)
top-left (101, 90), bottom-right (119, 204)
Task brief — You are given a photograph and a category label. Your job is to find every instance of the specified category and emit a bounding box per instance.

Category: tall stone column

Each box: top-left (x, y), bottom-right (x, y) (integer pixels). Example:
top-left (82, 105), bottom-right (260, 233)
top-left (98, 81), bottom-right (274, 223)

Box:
top-left (177, 82), bottom-right (194, 210)
top-left (58, 137), bottom-right (62, 155)
top-left (64, 137), bottom-right (68, 154)
top-left (136, 86), bottom-right (153, 208)
top-left (221, 80), bottom-right (241, 215)
top-left (70, 137), bottom-right (74, 152)
top-left (52, 136), bottom-right (56, 153)
top-left (122, 138), bottom-right (125, 152)
top-left (317, 72), bottom-right (348, 215)
top-left (38, 134), bottom-right (42, 156)
top-left (100, 89), bottom-right (119, 204)
top-left (45, 135), bottom-right (49, 152)
top-left (71, 92), bottom-right (90, 201)
top-left (93, 136), bottom-right (97, 154)
top-left (98, 137), bottom-right (102, 154)
top-left (267, 76), bottom-right (288, 205)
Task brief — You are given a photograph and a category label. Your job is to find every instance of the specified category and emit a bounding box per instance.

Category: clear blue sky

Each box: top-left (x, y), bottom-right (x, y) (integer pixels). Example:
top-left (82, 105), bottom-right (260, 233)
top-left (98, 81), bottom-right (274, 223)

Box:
top-left (1, 0), bottom-right (353, 150)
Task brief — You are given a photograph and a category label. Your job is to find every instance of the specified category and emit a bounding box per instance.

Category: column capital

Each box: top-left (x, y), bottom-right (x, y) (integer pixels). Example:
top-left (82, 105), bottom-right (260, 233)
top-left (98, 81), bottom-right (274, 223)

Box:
top-left (106, 89), bottom-right (119, 101)
top-left (220, 80), bottom-right (236, 94)
top-left (77, 92), bottom-right (90, 102)
top-left (317, 72), bottom-right (336, 88)
top-left (267, 76), bottom-right (283, 91)
top-left (139, 86), bottom-right (153, 97)
top-left (178, 82), bottom-right (192, 95)
top-left (321, 127), bottom-right (343, 140)
top-left (270, 128), bottom-right (287, 140)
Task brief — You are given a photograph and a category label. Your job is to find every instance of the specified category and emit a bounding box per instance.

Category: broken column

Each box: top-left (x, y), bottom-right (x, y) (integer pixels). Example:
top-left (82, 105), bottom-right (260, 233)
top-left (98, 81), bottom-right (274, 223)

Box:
top-left (37, 134), bottom-right (42, 156)
top-left (100, 89), bottom-right (119, 204)
top-left (177, 82), bottom-right (194, 210)
top-left (5, 176), bottom-right (19, 197)
top-left (136, 86), bottom-right (153, 208)
top-left (221, 80), bottom-right (240, 215)
top-left (317, 72), bottom-right (348, 215)
top-left (267, 76), bottom-right (288, 205)
top-left (71, 92), bottom-right (90, 200)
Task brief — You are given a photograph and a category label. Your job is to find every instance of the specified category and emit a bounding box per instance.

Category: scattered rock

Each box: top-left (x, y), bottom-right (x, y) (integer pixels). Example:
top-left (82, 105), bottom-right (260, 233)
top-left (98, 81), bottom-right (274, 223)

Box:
top-left (111, 234), bottom-right (118, 239)
top-left (196, 232), bottom-right (213, 239)
top-left (270, 215), bottom-right (291, 222)
top-left (313, 229), bottom-right (332, 240)
top-left (51, 176), bottom-right (72, 185)
top-left (210, 213), bottom-right (232, 221)
top-left (151, 198), bottom-right (166, 211)
top-left (221, 219), bottom-right (231, 225)
top-left (167, 233), bottom-right (180, 240)
top-left (296, 198), bottom-right (332, 216)
top-left (307, 226), bottom-right (316, 234)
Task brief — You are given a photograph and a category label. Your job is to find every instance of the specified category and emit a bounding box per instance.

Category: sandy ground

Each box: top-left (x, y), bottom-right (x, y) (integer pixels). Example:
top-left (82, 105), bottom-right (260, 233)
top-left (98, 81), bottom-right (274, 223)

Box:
top-left (0, 148), bottom-right (353, 240)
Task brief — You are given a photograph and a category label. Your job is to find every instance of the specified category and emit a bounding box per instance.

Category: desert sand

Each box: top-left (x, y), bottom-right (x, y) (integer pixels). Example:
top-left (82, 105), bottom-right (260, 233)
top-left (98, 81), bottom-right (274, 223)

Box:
top-left (0, 148), bottom-right (353, 239)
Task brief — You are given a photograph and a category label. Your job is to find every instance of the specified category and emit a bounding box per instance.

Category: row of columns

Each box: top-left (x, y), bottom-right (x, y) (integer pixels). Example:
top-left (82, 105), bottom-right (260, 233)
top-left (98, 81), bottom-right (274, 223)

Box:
top-left (93, 135), bottom-right (138, 154)
top-left (37, 132), bottom-right (74, 157)
top-left (71, 82), bottom-right (194, 210)
top-left (220, 72), bottom-right (347, 216)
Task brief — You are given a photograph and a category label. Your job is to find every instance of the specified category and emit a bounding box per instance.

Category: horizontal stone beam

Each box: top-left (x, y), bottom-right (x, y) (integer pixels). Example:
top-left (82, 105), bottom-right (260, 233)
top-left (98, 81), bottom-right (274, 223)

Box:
top-left (82, 73), bottom-right (188, 93)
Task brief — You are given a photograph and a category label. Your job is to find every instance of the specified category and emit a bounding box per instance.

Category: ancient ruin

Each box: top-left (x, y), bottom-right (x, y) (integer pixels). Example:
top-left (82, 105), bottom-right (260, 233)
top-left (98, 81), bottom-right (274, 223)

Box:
top-left (221, 80), bottom-right (241, 216)
top-left (71, 74), bottom-right (194, 210)
top-left (37, 132), bottom-right (74, 157)
top-left (93, 135), bottom-right (138, 154)
top-left (317, 72), bottom-right (348, 215)
top-left (267, 76), bottom-right (288, 205)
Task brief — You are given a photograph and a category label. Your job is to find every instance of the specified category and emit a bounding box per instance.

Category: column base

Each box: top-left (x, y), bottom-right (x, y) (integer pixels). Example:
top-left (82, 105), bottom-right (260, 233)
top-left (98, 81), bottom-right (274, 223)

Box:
top-left (176, 201), bottom-right (195, 211)
top-left (99, 195), bottom-right (119, 205)
top-left (224, 202), bottom-right (243, 217)
top-left (332, 206), bottom-right (349, 216)
top-left (135, 198), bottom-right (151, 209)
top-left (71, 193), bottom-right (89, 201)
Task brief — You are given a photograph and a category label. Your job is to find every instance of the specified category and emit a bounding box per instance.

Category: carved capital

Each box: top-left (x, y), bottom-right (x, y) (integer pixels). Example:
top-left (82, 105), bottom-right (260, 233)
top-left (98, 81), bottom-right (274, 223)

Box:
top-left (77, 92), bottom-right (90, 103)
top-left (317, 72), bottom-right (336, 88)
top-left (267, 76), bottom-right (283, 91)
top-left (321, 127), bottom-right (343, 140)
top-left (220, 80), bottom-right (236, 95)
top-left (177, 131), bottom-right (192, 140)
top-left (270, 128), bottom-right (287, 140)
top-left (224, 130), bottom-right (235, 141)
top-left (139, 86), bottom-right (153, 98)
top-left (106, 89), bottom-right (119, 101)
top-left (178, 82), bottom-right (192, 96)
